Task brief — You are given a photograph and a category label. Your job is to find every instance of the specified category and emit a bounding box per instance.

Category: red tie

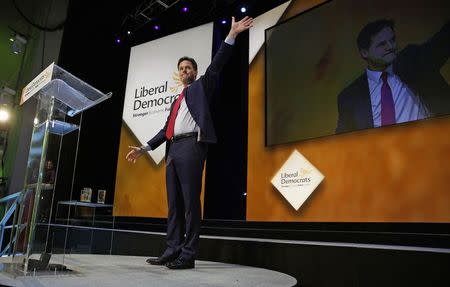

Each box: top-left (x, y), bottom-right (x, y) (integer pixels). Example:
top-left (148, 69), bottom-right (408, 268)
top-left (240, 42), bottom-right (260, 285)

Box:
top-left (380, 72), bottom-right (396, 126)
top-left (165, 88), bottom-right (186, 140)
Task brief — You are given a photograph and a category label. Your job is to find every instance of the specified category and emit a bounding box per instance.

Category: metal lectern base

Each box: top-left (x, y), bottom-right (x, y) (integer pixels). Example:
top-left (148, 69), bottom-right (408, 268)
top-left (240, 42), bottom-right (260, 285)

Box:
top-left (26, 253), bottom-right (69, 272)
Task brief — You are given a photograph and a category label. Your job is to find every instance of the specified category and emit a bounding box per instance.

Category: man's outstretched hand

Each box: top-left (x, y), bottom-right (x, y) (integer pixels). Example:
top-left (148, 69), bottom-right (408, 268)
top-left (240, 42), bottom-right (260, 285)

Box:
top-left (126, 146), bottom-right (144, 163)
top-left (228, 16), bottom-right (254, 39)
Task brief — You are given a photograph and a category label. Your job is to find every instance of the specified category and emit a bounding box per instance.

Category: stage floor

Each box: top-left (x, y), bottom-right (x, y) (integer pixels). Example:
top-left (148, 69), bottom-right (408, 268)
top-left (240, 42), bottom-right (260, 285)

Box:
top-left (0, 254), bottom-right (297, 287)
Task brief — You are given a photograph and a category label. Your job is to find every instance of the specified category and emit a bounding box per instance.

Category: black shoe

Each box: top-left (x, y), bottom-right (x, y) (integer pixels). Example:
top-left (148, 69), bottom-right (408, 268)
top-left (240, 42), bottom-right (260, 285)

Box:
top-left (146, 253), bottom-right (178, 265)
top-left (166, 256), bottom-right (195, 269)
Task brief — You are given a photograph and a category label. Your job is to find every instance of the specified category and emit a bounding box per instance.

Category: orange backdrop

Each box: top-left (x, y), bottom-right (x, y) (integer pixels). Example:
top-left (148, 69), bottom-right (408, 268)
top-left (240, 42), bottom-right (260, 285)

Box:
top-left (246, 0), bottom-right (450, 222)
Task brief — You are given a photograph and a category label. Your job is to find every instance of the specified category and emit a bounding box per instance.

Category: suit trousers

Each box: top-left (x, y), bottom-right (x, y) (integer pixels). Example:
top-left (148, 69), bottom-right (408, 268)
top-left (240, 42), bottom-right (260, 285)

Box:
top-left (163, 137), bottom-right (207, 260)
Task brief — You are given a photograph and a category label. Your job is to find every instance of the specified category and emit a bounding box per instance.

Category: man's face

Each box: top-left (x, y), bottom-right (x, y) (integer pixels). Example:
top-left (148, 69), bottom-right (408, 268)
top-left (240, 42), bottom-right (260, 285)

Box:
top-left (360, 27), bottom-right (397, 69)
top-left (178, 60), bottom-right (197, 85)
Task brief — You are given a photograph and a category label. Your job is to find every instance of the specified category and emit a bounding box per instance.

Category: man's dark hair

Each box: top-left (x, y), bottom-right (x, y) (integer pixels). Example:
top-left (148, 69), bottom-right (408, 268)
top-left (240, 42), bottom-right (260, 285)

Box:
top-left (357, 19), bottom-right (395, 51)
top-left (177, 56), bottom-right (198, 71)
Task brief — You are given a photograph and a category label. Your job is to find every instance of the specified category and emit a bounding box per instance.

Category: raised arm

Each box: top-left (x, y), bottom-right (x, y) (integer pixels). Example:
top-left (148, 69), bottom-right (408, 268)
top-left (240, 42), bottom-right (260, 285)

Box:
top-left (423, 21), bottom-right (450, 69)
top-left (202, 16), bottom-right (253, 98)
top-left (207, 16), bottom-right (253, 74)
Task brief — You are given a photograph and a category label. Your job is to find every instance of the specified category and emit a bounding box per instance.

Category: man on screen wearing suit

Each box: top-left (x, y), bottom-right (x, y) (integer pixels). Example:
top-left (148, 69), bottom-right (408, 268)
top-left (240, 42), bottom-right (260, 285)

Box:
top-left (126, 16), bottom-right (253, 269)
top-left (336, 19), bottom-right (450, 134)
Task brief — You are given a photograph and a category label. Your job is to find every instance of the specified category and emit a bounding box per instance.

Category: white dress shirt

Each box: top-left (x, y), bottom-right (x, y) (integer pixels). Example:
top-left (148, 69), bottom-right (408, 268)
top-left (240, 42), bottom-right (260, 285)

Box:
top-left (173, 95), bottom-right (200, 136)
top-left (366, 66), bottom-right (429, 127)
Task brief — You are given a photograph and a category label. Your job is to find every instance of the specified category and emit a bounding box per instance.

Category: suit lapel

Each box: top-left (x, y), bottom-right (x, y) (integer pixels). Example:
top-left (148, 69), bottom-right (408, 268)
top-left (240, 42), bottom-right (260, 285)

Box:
top-left (355, 74), bottom-right (374, 129)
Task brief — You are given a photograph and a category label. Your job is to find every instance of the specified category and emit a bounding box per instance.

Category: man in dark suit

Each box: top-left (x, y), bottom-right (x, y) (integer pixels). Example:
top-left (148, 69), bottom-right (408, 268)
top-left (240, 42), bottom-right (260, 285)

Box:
top-left (336, 19), bottom-right (450, 134)
top-left (126, 16), bottom-right (253, 269)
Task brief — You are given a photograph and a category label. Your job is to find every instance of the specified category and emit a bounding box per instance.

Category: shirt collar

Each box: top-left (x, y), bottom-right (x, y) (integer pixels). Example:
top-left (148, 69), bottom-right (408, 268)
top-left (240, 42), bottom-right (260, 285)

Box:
top-left (366, 65), bottom-right (394, 83)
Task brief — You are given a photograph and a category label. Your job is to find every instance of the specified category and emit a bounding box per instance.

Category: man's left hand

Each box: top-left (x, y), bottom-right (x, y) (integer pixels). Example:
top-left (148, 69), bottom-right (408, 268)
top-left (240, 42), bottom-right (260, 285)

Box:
top-left (228, 16), bottom-right (254, 39)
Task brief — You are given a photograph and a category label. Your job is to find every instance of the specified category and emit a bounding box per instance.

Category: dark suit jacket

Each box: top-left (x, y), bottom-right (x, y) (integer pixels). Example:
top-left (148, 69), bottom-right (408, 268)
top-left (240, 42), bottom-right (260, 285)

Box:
top-left (146, 41), bottom-right (233, 152)
top-left (336, 22), bottom-right (450, 134)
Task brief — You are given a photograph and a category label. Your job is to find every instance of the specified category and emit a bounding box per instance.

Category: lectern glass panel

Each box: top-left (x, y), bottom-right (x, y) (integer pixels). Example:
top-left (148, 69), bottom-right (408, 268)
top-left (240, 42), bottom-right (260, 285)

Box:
top-left (9, 63), bottom-right (111, 274)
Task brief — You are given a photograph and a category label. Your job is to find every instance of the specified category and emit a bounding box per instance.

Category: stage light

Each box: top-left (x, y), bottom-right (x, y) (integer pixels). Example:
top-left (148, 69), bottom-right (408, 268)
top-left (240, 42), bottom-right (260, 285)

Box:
top-left (240, 7), bottom-right (247, 13)
top-left (0, 87), bottom-right (14, 124)
top-left (182, 6), bottom-right (188, 12)
top-left (116, 38), bottom-right (121, 44)
top-left (11, 34), bottom-right (27, 55)
top-left (221, 19), bottom-right (227, 24)
top-left (127, 31), bottom-right (131, 35)
top-left (153, 25), bottom-right (160, 30)
top-left (0, 109), bottom-right (9, 122)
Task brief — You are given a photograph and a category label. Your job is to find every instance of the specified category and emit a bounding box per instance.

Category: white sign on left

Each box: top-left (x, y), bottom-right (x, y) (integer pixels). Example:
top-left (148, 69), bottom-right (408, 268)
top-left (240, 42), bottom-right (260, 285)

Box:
top-left (20, 62), bottom-right (55, 105)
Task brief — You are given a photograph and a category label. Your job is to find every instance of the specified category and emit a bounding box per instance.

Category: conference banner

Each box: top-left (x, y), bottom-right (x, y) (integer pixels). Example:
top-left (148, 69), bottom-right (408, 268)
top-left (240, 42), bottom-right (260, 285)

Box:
top-left (123, 23), bottom-right (213, 164)
top-left (115, 23), bottom-right (213, 218)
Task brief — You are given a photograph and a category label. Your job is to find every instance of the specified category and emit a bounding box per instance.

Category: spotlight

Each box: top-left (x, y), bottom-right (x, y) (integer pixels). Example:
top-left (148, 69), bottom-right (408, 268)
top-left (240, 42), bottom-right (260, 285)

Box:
top-left (127, 31), bottom-right (131, 35)
top-left (10, 34), bottom-right (27, 55)
top-left (181, 6), bottom-right (188, 12)
top-left (116, 38), bottom-right (121, 44)
top-left (0, 108), bottom-right (9, 122)
top-left (0, 87), bottom-right (14, 124)
top-left (221, 19), bottom-right (227, 25)
top-left (240, 7), bottom-right (247, 13)
top-left (153, 25), bottom-right (160, 30)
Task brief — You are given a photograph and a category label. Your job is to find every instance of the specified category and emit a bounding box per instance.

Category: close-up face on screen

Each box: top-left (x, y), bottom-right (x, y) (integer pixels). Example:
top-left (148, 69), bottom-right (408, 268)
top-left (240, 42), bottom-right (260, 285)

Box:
top-left (265, 0), bottom-right (450, 146)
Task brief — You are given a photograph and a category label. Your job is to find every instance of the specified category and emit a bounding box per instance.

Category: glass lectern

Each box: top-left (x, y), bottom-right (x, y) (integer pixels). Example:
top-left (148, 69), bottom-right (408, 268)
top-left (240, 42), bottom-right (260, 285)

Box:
top-left (10, 63), bottom-right (112, 274)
